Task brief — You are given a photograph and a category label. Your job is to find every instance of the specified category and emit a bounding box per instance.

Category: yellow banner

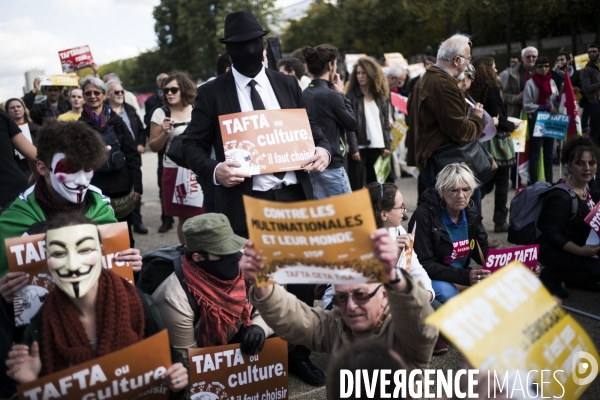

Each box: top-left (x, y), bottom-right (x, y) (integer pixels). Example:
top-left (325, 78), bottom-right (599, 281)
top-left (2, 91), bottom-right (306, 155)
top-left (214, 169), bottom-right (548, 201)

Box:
top-left (40, 74), bottom-right (80, 87)
top-left (508, 117), bottom-right (528, 153)
top-left (574, 54), bottom-right (589, 71)
top-left (426, 262), bottom-right (598, 399)
top-left (243, 189), bottom-right (387, 287)
top-left (390, 119), bottom-right (407, 152)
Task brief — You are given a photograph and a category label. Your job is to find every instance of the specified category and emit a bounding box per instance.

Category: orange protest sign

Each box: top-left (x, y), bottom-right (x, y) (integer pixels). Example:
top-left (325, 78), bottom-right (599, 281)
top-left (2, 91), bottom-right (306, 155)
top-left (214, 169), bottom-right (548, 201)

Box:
top-left (6, 222), bottom-right (133, 326)
top-left (17, 330), bottom-right (172, 400)
top-left (244, 189), bottom-right (387, 286)
top-left (189, 338), bottom-right (288, 399)
top-left (219, 109), bottom-right (315, 176)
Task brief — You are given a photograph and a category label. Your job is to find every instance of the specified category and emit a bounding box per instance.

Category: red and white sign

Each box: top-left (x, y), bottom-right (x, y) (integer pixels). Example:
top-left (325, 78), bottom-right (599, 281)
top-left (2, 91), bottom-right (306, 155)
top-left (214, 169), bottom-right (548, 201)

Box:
top-left (584, 201), bottom-right (600, 238)
top-left (483, 244), bottom-right (539, 273)
top-left (58, 45), bottom-right (94, 73)
top-left (390, 92), bottom-right (408, 115)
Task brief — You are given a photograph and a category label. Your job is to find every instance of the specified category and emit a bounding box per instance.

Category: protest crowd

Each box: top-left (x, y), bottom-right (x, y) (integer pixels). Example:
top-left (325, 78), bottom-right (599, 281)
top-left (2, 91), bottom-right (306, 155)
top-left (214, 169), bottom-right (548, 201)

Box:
top-left (1, 8), bottom-right (600, 400)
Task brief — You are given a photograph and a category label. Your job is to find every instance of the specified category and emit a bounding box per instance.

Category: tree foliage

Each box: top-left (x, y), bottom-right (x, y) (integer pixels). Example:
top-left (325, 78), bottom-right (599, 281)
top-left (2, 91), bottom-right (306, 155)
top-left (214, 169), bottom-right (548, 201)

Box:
top-left (281, 0), bottom-right (600, 64)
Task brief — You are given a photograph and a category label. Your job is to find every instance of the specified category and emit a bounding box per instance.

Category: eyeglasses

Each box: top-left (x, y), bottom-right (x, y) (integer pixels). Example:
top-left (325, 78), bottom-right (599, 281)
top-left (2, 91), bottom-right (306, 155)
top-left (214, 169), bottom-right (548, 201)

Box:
top-left (84, 90), bottom-right (102, 97)
top-left (524, 55), bottom-right (537, 59)
top-left (536, 64), bottom-right (551, 69)
top-left (113, 90), bottom-right (124, 95)
top-left (457, 55), bottom-right (472, 62)
top-left (163, 87), bottom-right (180, 95)
top-left (392, 203), bottom-right (406, 212)
top-left (333, 285), bottom-right (382, 307)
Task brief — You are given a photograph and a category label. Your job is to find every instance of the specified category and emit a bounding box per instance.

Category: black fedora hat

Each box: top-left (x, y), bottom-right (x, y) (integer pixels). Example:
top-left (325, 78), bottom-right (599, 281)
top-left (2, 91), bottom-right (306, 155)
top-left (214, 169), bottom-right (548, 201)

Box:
top-left (219, 10), bottom-right (269, 44)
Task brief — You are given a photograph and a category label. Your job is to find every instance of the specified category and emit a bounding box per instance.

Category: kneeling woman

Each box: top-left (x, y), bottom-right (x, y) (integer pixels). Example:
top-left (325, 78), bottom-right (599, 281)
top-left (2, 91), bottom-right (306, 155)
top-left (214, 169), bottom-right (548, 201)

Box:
top-left (408, 163), bottom-right (490, 303)
top-left (6, 213), bottom-right (188, 398)
top-left (538, 137), bottom-right (600, 298)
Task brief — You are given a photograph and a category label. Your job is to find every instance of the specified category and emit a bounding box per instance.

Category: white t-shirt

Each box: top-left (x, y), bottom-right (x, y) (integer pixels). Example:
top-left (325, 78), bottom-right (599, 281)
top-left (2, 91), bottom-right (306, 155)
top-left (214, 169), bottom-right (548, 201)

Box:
top-left (151, 106), bottom-right (191, 168)
top-left (364, 99), bottom-right (385, 149)
top-left (388, 225), bottom-right (434, 302)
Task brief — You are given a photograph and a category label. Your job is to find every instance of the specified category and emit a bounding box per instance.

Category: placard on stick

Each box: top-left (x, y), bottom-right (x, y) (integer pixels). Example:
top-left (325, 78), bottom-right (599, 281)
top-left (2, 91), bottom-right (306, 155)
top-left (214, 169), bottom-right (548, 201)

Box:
top-left (17, 330), bottom-right (172, 400)
top-left (189, 338), bottom-right (288, 400)
top-left (244, 189), bottom-right (387, 286)
top-left (58, 45), bottom-right (94, 73)
top-left (6, 222), bottom-right (133, 326)
top-left (219, 109), bottom-right (315, 176)
top-left (426, 263), bottom-right (599, 400)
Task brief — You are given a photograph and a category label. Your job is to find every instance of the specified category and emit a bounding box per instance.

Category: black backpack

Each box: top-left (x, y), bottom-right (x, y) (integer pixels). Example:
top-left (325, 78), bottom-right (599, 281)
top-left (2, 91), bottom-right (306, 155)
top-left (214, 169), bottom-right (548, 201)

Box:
top-left (137, 244), bottom-right (199, 324)
top-left (507, 182), bottom-right (578, 245)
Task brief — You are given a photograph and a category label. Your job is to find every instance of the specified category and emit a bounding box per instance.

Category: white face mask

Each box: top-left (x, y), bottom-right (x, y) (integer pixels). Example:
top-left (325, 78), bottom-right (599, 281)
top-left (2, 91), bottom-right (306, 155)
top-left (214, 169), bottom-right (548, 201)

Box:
top-left (49, 153), bottom-right (94, 204)
top-left (46, 224), bottom-right (103, 299)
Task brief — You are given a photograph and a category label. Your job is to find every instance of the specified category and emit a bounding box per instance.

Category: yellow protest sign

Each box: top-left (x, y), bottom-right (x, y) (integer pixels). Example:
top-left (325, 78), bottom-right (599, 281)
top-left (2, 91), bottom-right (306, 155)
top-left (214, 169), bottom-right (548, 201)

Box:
top-left (243, 189), bottom-right (387, 286)
top-left (426, 262), bottom-right (599, 399)
top-left (40, 74), bottom-right (80, 87)
top-left (574, 54), bottom-right (589, 71)
top-left (390, 119), bottom-right (408, 151)
top-left (508, 117), bottom-right (528, 153)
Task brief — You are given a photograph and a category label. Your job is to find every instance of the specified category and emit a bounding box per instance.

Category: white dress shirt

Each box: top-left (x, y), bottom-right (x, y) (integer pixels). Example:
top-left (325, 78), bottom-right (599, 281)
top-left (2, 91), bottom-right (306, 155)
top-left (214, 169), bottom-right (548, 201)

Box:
top-left (217, 65), bottom-right (298, 191)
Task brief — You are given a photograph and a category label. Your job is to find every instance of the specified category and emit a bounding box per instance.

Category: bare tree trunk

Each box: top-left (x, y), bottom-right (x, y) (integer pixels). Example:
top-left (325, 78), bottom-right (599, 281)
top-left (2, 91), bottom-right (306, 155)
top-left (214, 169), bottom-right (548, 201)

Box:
top-left (506, 3), bottom-right (512, 63)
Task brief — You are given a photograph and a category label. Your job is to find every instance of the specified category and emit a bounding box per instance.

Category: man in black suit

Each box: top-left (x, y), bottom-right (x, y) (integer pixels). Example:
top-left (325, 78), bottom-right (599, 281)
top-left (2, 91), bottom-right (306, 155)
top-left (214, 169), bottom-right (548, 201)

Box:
top-left (183, 10), bottom-right (331, 387)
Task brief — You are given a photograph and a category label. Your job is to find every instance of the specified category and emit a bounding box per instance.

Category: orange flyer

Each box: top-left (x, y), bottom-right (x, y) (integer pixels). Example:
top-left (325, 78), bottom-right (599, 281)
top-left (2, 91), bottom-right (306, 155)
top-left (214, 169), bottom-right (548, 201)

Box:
top-left (219, 109), bottom-right (315, 175)
top-left (244, 189), bottom-right (387, 286)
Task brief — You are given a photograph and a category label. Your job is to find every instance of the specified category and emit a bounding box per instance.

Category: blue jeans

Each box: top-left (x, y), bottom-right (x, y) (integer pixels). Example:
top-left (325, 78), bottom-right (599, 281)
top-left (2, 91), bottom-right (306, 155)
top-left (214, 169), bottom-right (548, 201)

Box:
top-left (309, 167), bottom-right (352, 199)
top-left (431, 280), bottom-right (459, 303)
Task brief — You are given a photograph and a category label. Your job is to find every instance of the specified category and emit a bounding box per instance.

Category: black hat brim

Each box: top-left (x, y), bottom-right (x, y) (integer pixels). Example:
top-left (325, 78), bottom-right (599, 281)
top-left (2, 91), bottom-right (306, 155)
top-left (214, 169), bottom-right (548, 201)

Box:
top-left (219, 30), bottom-right (270, 44)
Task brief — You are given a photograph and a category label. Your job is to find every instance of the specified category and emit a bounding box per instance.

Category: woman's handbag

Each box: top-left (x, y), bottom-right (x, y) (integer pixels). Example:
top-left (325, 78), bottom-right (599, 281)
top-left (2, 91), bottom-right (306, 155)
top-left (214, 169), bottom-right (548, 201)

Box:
top-left (431, 139), bottom-right (498, 184)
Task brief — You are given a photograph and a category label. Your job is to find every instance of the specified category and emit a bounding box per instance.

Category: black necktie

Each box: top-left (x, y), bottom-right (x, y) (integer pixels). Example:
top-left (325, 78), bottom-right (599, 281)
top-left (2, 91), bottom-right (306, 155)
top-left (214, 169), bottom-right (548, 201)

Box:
top-left (248, 80), bottom-right (286, 180)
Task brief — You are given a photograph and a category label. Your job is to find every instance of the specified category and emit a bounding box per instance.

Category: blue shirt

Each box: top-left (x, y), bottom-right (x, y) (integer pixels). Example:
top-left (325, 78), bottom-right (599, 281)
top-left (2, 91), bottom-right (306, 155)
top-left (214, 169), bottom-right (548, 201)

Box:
top-left (441, 209), bottom-right (469, 268)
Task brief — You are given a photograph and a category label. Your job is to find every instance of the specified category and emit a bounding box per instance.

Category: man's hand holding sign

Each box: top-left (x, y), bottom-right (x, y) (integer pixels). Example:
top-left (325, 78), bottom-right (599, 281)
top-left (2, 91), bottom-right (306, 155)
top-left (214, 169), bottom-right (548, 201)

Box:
top-left (241, 189), bottom-right (404, 296)
top-left (215, 109), bottom-right (328, 187)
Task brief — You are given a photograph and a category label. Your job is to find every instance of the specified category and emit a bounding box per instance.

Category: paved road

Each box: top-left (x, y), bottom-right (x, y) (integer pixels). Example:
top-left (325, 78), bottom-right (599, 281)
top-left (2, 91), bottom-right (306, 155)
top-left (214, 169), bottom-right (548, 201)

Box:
top-left (134, 153), bottom-right (600, 399)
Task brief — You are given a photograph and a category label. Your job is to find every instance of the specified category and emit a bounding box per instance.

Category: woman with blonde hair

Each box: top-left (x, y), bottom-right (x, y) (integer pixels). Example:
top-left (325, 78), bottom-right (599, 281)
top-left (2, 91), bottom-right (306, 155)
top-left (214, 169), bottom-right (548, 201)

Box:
top-left (408, 163), bottom-right (491, 303)
top-left (345, 57), bottom-right (392, 190)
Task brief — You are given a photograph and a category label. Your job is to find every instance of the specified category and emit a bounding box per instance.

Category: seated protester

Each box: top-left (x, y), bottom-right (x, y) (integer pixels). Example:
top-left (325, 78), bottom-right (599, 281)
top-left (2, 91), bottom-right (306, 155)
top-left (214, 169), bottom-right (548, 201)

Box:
top-left (6, 213), bottom-right (188, 398)
top-left (0, 120), bottom-right (142, 278)
top-left (538, 137), bottom-right (600, 298)
top-left (152, 214), bottom-right (273, 364)
top-left (408, 163), bottom-right (490, 304)
top-left (78, 75), bottom-right (143, 247)
top-left (241, 229), bottom-right (438, 398)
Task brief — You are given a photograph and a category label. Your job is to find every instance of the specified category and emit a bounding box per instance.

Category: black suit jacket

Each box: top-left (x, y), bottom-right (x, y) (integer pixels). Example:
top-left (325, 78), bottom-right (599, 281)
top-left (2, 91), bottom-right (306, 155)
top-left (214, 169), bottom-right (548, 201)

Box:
top-left (182, 69), bottom-right (331, 234)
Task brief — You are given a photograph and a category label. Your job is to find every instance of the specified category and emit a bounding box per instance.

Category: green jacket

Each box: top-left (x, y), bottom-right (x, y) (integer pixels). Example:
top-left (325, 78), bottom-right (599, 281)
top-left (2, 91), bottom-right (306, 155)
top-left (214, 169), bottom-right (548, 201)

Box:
top-left (0, 184), bottom-right (117, 277)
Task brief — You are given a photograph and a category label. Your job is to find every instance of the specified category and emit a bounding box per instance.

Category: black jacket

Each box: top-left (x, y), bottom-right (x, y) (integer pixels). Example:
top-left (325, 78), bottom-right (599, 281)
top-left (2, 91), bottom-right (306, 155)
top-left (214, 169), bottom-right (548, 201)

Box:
top-left (123, 102), bottom-right (146, 146)
top-left (476, 85), bottom-right (515, 136)
top-left (302, 79), bottom-right (357, 169)
top-left (182, 68), bottom-right (332, 235)
top-left (345, 86), bottom-right (391, 154)
top-left (580, 61), bottom-right (600, 102)
top-left (79, 108), bottom-right (143, 195)
top-left (144, 91), bottom-right (163, 138)
top-left (23, 92), bottom-right (70, 126)
top-left (408, 188), bottom-right (489, 286)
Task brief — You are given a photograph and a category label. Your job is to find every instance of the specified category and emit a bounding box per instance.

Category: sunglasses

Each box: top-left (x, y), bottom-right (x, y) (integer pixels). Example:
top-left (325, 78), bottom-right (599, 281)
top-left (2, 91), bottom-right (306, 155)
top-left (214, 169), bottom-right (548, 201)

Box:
top-left (164, 87), bottom-right (180, 95)
top-left (113, 90), bottom-right (124, 95)
top-left (84, 90), bottom-right (103, 97)
top-left (333, 285), bottom-right (382, 307)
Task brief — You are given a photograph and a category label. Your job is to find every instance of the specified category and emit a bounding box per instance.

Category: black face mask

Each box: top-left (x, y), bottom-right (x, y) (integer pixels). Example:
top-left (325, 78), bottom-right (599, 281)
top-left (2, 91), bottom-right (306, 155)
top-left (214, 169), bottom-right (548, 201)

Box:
top-left (226, 37), bottom-right (264, 78)
top-left (195, 253), bottom-right (241, 281)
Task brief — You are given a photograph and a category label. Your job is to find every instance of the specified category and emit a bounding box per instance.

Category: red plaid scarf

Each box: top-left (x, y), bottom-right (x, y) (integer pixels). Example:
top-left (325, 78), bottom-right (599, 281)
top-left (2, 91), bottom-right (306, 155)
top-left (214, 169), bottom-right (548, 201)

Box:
top-left (181, 256), bottom-right (251, 347)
